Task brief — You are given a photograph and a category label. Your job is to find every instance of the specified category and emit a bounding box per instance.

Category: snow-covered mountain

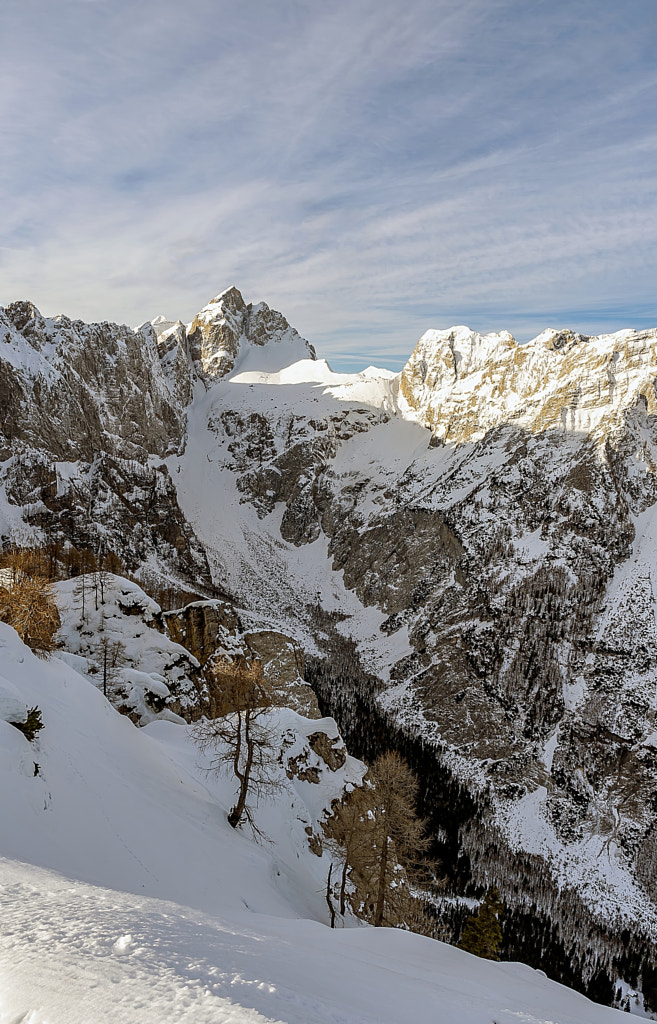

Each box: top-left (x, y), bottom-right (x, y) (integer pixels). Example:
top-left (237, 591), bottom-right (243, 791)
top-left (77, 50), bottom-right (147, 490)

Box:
top-left (3, 287), bottom-right (657, 1012)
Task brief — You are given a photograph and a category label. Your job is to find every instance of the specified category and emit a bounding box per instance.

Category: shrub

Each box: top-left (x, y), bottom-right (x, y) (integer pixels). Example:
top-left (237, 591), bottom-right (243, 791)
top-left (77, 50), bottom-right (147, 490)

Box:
top-left (0, 568), bottom-right (61, 657)
top-left (11, 706), bottom-right (44, 743)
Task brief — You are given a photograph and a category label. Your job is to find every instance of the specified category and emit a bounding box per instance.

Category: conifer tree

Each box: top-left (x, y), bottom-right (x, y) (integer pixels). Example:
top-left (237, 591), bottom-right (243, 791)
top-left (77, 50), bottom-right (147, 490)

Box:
top-left (326, 751), bottom-right (429, 928)
top-left (325, 785), bottom-right (374, 916)
top-left (458, 886), bottom-right (504, 960)
top-left (12, 706), bottom-right (45, 742)
top-left (367, 752), bottom-right (429, 927)
top-left (93, 636), bottom-right (126, 697)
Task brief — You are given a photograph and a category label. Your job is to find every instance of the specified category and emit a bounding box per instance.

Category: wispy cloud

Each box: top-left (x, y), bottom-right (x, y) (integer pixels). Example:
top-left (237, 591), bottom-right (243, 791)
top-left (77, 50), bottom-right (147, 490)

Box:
top-left (1, 0), bottom-right (656, 369)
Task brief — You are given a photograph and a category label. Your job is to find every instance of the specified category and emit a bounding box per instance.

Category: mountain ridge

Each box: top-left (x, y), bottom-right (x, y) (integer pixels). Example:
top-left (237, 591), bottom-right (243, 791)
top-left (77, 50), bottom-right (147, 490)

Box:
top-left (400, 322), bottom-right (657, 444)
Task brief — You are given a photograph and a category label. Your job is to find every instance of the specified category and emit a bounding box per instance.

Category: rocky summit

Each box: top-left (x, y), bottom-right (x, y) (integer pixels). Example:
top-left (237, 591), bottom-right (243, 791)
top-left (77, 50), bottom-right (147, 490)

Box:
top-left (3, 286), bottom-right (657, 1009)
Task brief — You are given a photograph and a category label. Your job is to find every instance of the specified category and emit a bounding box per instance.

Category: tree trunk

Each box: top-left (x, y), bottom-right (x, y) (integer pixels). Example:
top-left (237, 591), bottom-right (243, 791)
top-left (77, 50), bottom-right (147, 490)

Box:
top-left (326, 863), bottom-right (336, 928)
top-left (373, 835), bottom-right (388, 927)
top-left (340, 856), bottom-right (349, 916)
top-left (228, 712), bottom-right (254, 828)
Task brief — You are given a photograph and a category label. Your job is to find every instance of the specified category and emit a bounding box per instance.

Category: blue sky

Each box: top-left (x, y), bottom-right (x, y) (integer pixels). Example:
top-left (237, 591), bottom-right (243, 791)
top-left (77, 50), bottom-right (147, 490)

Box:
top-left (1, 0), bottom-right (656, 371)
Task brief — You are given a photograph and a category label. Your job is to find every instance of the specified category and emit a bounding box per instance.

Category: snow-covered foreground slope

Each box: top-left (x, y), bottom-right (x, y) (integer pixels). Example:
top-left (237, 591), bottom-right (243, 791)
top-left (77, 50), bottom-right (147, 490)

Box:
top-left (1, 860), bottom-right (627, 1024)
top-left (0, 619), bottom-right (360, 920)
top-left (0, 623), bottom-right (628, 1023)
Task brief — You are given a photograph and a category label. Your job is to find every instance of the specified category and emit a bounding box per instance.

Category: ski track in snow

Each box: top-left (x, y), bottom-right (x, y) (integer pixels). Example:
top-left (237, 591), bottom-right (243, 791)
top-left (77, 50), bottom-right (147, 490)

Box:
top-left (1, 864), bottom-right (282, 1024)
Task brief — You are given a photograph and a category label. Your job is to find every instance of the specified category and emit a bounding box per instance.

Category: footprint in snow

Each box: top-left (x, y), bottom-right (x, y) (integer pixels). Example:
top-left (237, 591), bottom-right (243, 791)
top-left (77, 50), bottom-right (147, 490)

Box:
top-left (112, 933), bottom-right (134, 955)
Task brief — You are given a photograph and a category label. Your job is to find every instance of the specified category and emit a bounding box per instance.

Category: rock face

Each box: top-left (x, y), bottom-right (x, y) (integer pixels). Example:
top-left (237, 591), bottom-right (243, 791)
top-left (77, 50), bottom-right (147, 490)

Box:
top-left (162, 601), bottom-right (321, 719)
top-left (0, 301), bottom-right (188, 462)
top-left (245, 630), bottom-right (320, 719)
top-left (2, 451), bottom-right (212, 587)
top-left (283, 724), bottom-right (347, 786)
top-left (186, 286), bottom-right (316, 381)
top-left (6, 287), bottom-right (657, 1006)
top-left (163, 600), bottom-right (242, 667)
top-left (399, 324), bottom-right (657, 443)
top-left (383, 327), bottom-right (657, 848)
top-left (0, 287), bottom-right (313, 590)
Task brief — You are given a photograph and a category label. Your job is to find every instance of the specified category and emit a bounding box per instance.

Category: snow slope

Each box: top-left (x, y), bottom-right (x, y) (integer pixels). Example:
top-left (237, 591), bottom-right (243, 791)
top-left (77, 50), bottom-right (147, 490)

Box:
top-left (167, 357), bottom-right (420, 670)
top-left (0, 620), bottom-right (360, 920)
top-left (0, 623), bottom-right (630, 1022)
top-left (1, 859), bottom-right (629, 1024)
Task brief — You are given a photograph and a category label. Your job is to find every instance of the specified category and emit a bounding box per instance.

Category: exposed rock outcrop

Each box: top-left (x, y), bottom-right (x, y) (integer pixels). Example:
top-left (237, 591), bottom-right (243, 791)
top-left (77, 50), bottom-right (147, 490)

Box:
top-left (0, 287), bottom-right (312, 591)
top-left (2, 452), bottom-right (212, 587)
top-left (0, 301), bottom-right (187, 462)
top-left (55, 575), bottom-right (208, 725)
top-left (163, 601), bottom-right (321, 719)
top-left (187, 286), bottom-right (316, 382)
top-left (399, 323), bottom-right (657, 443)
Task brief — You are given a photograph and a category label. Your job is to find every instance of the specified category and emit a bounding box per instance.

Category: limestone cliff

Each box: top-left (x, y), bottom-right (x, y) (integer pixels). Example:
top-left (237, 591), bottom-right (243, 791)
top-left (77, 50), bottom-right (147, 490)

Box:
top-left (0, 286), bottom-right (313, 589)
top-left (399, 323), bottom-right (657, 443)
top-left (162, 600), bottom-right (321, 719)
top-left (185, 286), bottom-right (316, 381)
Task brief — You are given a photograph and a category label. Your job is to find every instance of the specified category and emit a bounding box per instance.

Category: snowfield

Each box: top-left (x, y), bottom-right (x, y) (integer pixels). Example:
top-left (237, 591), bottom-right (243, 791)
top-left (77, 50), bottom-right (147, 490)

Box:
top-left (0, 621), bottom-right (629, 1022)
top-left (1, 859), bottom-right (628, 1024)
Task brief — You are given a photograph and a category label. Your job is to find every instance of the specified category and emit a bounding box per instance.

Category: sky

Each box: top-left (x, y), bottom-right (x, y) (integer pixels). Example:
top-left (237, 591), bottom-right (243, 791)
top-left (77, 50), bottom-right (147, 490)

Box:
top-left (1, 0), bottom-right (656, 371)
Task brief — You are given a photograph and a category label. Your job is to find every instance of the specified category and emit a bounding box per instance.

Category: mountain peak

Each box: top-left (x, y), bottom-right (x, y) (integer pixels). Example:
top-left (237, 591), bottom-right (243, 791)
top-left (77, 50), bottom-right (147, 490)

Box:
top-left (207, 285), bottom-right (246, 310)
top-left (187, 287), bottom-right (315, 381)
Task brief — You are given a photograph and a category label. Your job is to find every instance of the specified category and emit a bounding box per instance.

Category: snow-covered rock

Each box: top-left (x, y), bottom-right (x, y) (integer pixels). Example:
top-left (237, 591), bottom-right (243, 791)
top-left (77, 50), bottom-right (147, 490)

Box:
top-left (0, 300), bottom-right (186, 463)
top-left (399, 323), bottom-right (657, 443)
top-left (0, 674), bottom-right (28, 726)
top-left (54, 574), bottom-right (206, 725)
top-left (187, 285), bottom-right (316, 382)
